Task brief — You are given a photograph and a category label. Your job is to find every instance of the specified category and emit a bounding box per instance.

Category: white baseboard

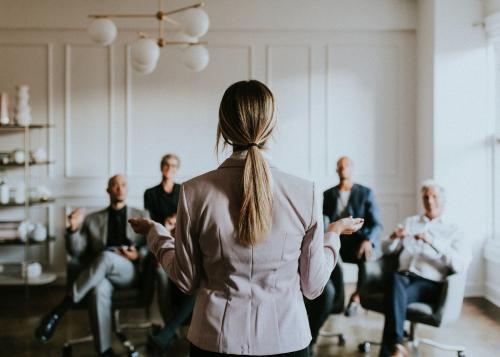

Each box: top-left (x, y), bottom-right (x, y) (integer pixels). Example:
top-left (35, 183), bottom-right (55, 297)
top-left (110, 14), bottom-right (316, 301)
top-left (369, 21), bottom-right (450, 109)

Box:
top-left (465, 282), bottom-right (484, 297)
top-left (485, 282), bottom-right (500, 307)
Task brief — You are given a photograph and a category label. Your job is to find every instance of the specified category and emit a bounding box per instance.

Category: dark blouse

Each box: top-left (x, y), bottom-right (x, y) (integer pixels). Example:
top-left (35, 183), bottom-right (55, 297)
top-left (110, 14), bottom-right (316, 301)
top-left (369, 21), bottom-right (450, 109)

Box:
top-left (144, 183), bottom-right (181, 224)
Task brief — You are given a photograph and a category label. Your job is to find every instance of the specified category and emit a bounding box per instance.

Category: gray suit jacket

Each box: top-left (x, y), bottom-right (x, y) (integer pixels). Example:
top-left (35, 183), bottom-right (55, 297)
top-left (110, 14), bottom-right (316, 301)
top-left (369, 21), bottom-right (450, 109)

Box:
top-left (147, 157), bottom-right (340, 355)
top-left (66, 206), bottom-right (149, 262)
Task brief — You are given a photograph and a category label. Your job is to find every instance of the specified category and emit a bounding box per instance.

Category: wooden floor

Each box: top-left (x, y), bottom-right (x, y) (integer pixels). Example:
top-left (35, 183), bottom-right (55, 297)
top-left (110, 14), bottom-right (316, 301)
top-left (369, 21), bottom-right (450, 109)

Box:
top-left (1, 285), bottom-right (499, 357)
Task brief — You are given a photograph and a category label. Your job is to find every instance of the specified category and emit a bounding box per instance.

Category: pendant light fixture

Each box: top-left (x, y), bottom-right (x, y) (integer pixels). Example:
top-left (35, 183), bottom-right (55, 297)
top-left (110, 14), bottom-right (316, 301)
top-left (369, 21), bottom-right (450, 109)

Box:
top-left (87, 1), bottom-right (209, 74)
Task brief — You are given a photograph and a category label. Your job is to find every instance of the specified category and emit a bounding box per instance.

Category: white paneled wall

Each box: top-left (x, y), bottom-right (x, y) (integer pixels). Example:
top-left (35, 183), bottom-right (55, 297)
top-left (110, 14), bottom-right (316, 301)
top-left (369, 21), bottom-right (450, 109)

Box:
top-left (0, 1), bottom-right (417, 278)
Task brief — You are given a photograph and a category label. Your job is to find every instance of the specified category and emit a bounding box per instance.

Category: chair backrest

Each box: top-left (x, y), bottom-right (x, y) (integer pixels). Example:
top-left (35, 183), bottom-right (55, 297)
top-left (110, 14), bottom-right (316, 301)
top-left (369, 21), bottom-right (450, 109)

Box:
top-left (359, 253), bottom-right (399, 296)
top-left (358, 253), bottom-right (467, 327)
top-left (434, 272), bottom-right (467, 325)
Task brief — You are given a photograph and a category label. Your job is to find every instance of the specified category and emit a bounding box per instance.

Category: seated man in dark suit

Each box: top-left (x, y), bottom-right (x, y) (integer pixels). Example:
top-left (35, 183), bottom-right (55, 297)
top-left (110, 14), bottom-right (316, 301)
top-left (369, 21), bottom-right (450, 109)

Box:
top-left (305, 157), bottom-right (381, 354)
top-left (323, 156), bottom-right (382, 316)
top-left (379, 181), bottom-right (470, 357)
top-left (35, 175), bottom-right (149, 357)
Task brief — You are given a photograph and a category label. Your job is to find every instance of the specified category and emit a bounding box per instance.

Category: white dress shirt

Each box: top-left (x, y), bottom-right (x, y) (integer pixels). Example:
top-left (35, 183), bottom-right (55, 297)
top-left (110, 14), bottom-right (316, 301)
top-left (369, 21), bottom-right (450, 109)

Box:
top-left (381, 215), bottom-right (471, 282)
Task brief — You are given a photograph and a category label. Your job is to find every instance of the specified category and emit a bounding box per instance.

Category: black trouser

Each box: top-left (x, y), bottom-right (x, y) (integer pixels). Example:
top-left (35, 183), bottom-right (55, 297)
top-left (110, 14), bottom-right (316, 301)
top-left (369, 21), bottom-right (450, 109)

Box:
top-left (153, 278), bottom-right (195, 350)
top-left (339, 234), bottom-right (378, 292)
top-left (379, 272), bottom-right (442, 357)
top-left (190, 344), bottom-right (309, 357)
top-left (304, 279), bottom-right (335, 346)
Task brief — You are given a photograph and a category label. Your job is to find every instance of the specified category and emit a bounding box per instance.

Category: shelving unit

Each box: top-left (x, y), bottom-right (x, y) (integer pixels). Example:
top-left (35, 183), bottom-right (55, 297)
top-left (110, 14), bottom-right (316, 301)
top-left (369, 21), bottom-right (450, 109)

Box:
top-left (0, 198), bottom-right (56, 207)
top-left (0, 123), bottom-right (56, 287)
top-left (0, 161), bottom-right (54, 168)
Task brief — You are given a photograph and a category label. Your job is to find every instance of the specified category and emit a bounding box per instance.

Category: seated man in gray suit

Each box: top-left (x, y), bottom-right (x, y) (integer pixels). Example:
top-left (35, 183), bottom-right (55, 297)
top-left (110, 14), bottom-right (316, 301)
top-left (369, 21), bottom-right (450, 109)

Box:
top-left (379, 181), bottom-right (471, 357)
top-left (35, 174), bottom-right (149, 357)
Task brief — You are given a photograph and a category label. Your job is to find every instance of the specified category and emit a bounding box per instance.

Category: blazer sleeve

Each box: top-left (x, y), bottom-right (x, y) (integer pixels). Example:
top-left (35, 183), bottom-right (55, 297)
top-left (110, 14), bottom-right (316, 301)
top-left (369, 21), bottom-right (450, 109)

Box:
top-left (65, 217), bottom-right (90, 257)
top-left (299, 184), bottom-right (341, 300)
top-left (359, 188), bottom-right (383, 242)
top-left (147, 185), bottom-right (200, 294)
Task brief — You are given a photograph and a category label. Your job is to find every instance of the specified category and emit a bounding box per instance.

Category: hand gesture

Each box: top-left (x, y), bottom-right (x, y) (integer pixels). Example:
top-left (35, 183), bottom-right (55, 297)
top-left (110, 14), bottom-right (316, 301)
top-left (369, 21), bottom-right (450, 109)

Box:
top-left (390, 225), bottom-right (406, 240)
top-left (113, 246), bottom-right (139, 261)
top-left (357, 240), bottom-right (373, 260)
top-left (128, 217), bottom-right (154, 235)
top-left (164, 214), bottom-right (177, 233)
top-left (414, 232), bottom-right (429, 243)
top-left (68, 208), bottom-right (85, 232)
top-left (327, 216), bottom-right (364, 235)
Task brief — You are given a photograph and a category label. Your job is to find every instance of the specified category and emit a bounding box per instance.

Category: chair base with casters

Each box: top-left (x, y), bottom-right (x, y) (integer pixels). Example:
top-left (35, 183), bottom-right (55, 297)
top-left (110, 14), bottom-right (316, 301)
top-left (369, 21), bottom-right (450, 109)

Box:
top-left (61, 309), bottom-right (158, 357)
top-left (357, 254), bottom-right (468, 357)
top-left (357, 323), bottom-right (467, 356)
top-left (62, 254), bottom-right (159, 356)
top-left (318, 330), bottom-right (346, 346)
top-left (316, 262), bottom-right (346, 348)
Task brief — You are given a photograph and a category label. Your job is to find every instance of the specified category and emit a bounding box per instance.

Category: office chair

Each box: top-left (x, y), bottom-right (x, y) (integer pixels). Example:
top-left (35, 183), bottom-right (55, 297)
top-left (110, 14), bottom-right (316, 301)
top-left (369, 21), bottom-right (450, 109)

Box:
top-left (357, 253), bottom-right (467, 357)
top-left (62, 253), bottom-right (158, 357)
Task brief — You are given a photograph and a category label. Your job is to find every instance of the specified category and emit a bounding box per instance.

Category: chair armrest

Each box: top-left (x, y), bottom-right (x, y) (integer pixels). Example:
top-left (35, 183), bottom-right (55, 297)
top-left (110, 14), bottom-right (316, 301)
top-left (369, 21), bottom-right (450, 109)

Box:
top-left (434, 272), bottom-right (466, 325)
top-left (359, 253), bottom-right (399, 296)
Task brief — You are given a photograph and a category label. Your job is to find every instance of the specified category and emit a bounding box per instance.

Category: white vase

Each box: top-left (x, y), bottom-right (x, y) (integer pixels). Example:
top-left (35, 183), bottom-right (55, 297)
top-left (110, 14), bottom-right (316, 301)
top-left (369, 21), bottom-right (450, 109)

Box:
top-left (14, 85), bottom-right (31, 126)
top-left (17, 220), bottom-right (33, 241)
top-left (0, 181), bottom-right (9, 204)
top-left (31, 223), bottom-right (47, 242)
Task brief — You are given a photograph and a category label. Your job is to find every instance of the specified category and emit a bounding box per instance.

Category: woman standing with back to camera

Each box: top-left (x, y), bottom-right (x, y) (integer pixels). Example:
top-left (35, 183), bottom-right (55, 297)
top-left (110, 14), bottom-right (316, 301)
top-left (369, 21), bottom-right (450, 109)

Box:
top-left (130, 80), bottom-right (363, 356)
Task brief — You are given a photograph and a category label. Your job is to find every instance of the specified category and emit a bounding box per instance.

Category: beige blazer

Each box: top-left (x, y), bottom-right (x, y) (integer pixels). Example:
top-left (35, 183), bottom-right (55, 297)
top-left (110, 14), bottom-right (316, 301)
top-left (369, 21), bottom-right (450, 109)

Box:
top-left (147, 157), bottom-right (340, 355)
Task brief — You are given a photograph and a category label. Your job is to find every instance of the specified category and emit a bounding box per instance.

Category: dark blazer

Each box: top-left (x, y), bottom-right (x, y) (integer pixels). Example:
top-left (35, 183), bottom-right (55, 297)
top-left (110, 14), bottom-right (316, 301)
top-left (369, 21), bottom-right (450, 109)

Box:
top-left (323, 183), bottom-right (382, 248)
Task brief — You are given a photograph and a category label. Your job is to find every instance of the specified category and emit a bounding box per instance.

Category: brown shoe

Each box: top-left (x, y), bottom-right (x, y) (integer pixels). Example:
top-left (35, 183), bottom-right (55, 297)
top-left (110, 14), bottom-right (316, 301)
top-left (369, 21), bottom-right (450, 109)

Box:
top-left (389, 344), bottom-right (409, 357)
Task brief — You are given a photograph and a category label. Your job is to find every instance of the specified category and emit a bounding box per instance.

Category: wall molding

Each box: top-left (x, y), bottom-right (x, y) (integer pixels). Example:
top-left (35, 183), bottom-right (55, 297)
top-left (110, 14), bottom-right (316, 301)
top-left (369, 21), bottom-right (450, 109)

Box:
top-left (64, 43), bottom-right (113, 178)
top-left (125, 44), bottom-right (253, 178)
top-left (265, 44), bottom-right (313, 175)
top-left (325, 42), bottom-right (403, 180)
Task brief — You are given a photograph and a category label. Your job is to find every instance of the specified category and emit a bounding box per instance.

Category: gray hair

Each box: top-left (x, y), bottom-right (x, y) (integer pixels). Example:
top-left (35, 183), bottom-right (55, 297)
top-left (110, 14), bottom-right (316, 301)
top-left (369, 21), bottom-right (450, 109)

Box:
top-left (420, 179), bottom-right (446, 201)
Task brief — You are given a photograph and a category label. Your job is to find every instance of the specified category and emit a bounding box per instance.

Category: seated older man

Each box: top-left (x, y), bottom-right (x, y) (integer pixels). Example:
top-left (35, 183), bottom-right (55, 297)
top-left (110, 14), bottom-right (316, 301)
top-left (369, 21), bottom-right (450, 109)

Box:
top-left (379, 181), bottom-right (471, 357)
top-left (35, 175), bottom-right (149, 357)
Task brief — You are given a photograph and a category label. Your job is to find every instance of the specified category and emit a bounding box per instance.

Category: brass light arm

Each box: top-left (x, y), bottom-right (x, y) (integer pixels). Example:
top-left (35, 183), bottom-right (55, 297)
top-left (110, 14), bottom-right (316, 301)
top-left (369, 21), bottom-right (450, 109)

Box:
top-left (88, 3), bottom-right (204, 19)
top-left (157, 39), bottom-right (207, 47)
top-left (164, 2), bottom-right (204, 16)
top-left (89, 14), bottom-right (157, 19)
top-left (162, 40), bottom-right (207, 45)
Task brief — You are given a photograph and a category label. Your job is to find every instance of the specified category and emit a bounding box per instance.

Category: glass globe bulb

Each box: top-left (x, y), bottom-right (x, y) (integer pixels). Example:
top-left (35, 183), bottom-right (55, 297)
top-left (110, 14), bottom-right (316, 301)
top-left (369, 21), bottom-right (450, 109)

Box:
top-left (132, 60), bottom-right (158, 75)
top-left (183, 45), bottom-right (209, 71)
top-left (87, 18), bottom-right (117, 46)
top-left (181, 8), bottom-right (209, 37)
top-left (131, 38), bottom-right (160, 66)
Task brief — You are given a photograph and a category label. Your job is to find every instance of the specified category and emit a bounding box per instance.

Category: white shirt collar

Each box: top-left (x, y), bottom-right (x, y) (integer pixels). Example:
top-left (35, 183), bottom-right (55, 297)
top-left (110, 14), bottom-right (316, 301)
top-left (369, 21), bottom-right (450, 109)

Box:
top-left (419, 214), bottom-right (444, 224)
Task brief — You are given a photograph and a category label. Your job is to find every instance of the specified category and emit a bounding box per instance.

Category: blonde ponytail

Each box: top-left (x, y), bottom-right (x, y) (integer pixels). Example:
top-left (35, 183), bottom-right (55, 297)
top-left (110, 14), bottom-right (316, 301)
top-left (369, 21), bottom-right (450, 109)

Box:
top-left (217, 80), bottom-right (276, 245)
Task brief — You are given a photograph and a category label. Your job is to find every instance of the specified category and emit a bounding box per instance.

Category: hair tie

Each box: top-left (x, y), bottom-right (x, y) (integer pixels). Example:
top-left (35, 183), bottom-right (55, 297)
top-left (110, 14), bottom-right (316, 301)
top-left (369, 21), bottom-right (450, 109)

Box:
top-left (246, 143), bottom-right (259, 149)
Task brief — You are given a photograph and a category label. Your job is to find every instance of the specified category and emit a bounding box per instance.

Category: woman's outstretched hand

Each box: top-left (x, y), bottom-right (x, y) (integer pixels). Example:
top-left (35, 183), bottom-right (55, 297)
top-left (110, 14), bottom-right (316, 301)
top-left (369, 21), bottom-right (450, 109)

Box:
top-left (327, 217), bottom-right (364, 235)
top-left (128, 217), bottom-right (154, 235)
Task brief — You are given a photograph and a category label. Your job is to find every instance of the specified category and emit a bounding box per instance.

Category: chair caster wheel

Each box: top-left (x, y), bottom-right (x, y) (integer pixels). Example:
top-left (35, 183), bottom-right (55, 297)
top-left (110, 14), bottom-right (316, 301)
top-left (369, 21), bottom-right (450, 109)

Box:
top-left (338, 335), bottom-right (346, 346)
top-left (127, 351), bottom-right (139, 357)
top-left (61, 345), bottom-right (72, 357)
top-left (358, 342), bottom-right (371, 353)
top-left (458, 352), bottom-right (466, 357)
